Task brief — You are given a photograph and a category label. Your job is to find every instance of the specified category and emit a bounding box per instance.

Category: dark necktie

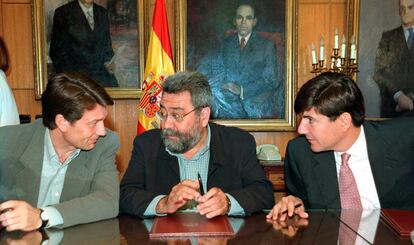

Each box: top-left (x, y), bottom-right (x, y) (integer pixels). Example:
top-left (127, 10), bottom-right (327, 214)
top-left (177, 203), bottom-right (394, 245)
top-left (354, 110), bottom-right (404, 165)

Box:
top-left (338, 153), bottom-right (362, 209)
top-left (240, 37), bottom-right (246, 50)
top-left (407, 28), bottom-right (413, 50)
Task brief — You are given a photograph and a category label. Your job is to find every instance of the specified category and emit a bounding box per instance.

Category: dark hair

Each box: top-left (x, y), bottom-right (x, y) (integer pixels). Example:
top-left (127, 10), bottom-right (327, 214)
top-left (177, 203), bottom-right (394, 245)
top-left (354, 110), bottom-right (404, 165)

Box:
top-left (295, 72), bottom-right (365, 126)
top-left (162, 71), bottom-right (213, 109)
top-left (41, 72), bottom-right (113, 129)
top-left (0, 38), bottom-right (9, 71)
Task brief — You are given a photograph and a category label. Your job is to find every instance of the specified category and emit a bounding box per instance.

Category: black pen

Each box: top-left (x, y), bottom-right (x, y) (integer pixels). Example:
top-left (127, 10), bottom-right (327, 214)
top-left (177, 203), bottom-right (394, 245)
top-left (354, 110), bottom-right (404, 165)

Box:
top-left (281, 203), bottom-right (302, 215)
top-left (197, 173), bottom-right (205, 195)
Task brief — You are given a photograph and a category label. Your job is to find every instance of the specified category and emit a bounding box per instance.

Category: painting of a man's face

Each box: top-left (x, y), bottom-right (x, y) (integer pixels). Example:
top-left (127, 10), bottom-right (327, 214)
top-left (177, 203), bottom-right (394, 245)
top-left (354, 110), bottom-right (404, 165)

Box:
top-left (400, 0), bottom-right (414, 27)
top-left (234, 5), bottom-right (257, 37)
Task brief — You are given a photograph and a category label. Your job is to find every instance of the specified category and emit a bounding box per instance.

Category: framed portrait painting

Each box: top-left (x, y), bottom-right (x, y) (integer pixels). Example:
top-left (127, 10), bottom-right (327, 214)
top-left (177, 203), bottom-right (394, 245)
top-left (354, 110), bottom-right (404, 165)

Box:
top-left (176, 0), bottom-right (297, 131)
top-left (355, 0), bottom-right (414, 118)
top-left (32, 0), bottom-right (145, 99)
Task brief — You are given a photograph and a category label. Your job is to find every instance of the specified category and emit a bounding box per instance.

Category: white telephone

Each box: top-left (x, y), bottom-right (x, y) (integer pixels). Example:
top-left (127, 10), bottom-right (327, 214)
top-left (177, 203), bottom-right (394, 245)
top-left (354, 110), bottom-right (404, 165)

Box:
top-left (256, 144), bottom-right (281, 161)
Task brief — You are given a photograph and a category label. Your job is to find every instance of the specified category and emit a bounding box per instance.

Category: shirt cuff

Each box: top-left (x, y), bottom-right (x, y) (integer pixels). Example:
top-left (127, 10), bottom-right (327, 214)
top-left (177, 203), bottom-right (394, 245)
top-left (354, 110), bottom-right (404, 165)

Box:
top-left (143, 195), bottom-right (168, 217)
top-left (42, 206), bottom-right (63, 228)
top-left (225, 194), bottom-right (245, 216)
top-left (393, 90), bottom-right (404, 101)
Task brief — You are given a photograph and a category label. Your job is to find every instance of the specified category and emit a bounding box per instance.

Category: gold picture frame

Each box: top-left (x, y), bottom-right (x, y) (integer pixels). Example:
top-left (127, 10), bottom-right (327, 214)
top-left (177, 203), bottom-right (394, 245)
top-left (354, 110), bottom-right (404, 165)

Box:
top-left (32, 0), bottom-right (146, 99)
top-left (352, 0), bottom-right (414, 118)
top-left (175, 0), bottom-right (297, 131)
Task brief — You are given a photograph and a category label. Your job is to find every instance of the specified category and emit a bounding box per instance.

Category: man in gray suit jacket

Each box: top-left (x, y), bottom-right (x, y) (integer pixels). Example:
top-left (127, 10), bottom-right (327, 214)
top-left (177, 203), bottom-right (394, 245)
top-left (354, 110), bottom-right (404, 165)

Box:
top-left (267, 72), bottom-right (414, 221)
top-left (0, 73), bottom-right (119, 231)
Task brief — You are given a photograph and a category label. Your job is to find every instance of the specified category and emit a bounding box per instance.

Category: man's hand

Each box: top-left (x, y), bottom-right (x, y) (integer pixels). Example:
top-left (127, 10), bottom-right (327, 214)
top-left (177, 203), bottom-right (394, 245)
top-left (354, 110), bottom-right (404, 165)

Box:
top-left (1, 230), bottom-right (43, 245)
top-left (156, 180), bottom-right (201, 214)
top-left (396, 93), bottom-right (414, 112)
top-left (266, 195), bottom-right (308, 221)
top-left (196, 187), bottom-right (229, 219)
top-left (266, 215), bottom-right (309, 237)
top-left (0, 200), bottom-right (42, 231)
top-left (104, 62), bottom-right (116, 74)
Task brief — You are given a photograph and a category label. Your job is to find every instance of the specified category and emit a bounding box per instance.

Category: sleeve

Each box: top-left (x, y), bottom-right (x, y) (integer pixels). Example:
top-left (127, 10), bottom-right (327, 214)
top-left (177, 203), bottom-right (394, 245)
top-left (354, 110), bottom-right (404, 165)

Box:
top-left (101, 9), bottom-right (115, 62)
top-left (49, 8), bottom-right (72, 72)
top-left (52, 132), bottom-right (120, 228)
top-left (119, 136), bottom-right (160, 218)
top-left (373, 32), bottom-right (400, 96)
top-left (226, 132), bottom-right (275, 215)
top-left (284, 140), bottom-right (309, 208)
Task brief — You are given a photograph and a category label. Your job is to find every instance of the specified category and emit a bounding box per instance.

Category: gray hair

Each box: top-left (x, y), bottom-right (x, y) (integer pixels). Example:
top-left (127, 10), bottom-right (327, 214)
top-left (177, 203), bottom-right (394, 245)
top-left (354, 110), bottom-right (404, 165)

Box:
top-left (162, 71), bottom-right (213, 109)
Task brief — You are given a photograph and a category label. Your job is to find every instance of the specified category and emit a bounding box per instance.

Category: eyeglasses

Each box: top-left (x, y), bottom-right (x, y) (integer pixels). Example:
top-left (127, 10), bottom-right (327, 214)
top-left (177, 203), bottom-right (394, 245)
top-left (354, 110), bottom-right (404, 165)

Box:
top-left (156, 106), bottom-right (206, 122)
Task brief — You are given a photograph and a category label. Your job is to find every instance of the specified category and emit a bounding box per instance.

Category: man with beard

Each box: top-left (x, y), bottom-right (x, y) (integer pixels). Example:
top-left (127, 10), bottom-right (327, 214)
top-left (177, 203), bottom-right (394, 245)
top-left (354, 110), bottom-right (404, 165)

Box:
top-left (120, 71), bottom-right (274, 218)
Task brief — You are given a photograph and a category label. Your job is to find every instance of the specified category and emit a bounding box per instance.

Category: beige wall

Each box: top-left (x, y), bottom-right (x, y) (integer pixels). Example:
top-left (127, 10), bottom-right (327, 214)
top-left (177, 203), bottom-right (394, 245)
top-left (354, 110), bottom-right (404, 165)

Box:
top-left (0, 0), bottom-right (349, 177)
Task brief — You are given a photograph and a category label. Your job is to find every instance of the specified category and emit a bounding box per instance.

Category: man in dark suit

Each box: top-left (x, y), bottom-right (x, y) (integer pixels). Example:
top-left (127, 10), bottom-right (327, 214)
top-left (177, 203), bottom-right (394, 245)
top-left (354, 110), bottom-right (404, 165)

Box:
top-left (266, 72), bottom-right (414, 221)
top-left (0, 73), bottom-right (119, 231)
top-left (50, 0), bottom-right (118, 87)
top-left (198, 4), bottom-right (283, 119)
top-left (373, 0), bottom-right (414, 117)
top-left (120, 71), bottom-right (274, 218)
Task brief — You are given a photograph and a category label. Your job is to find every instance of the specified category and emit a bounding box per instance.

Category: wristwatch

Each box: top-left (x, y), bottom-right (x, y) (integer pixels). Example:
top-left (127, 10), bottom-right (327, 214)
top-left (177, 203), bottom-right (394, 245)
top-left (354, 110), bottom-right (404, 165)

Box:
top-left (39, 209), bottom-right (49, 229)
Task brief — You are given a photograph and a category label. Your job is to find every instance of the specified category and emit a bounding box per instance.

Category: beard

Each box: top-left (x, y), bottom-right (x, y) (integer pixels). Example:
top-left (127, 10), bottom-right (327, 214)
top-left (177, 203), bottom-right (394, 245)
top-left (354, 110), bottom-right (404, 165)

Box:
top-left (161, 123), bottom-right (202, 154)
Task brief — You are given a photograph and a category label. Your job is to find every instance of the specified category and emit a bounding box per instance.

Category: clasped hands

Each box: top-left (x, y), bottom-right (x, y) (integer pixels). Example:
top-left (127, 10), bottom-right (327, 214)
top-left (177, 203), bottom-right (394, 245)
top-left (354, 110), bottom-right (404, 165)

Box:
top-left (156, 180), bottom-right (229, 218)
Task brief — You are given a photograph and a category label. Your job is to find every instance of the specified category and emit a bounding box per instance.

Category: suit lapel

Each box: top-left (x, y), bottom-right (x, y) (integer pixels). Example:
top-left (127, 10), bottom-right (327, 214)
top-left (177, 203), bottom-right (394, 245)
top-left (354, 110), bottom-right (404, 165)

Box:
top-left (60, 152), bottom-right (89, 201)
top-left (207, 124), bottom-right (225, 182)
top-left (16, 123), bottom-right (46, 206)
top-left (158, 145), bottom-right (180, 180)
top-left (363, 122), bottom-right (392, 206)
top-left (312, 151), bottom-right (341, 208)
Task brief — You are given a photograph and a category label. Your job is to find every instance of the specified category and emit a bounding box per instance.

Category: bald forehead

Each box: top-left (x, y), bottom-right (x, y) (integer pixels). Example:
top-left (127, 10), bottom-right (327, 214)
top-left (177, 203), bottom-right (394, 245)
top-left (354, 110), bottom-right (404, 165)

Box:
top-left (401, 0), bottom-right (414, 6)
top-left (236, 5), bottom-right (255, 17)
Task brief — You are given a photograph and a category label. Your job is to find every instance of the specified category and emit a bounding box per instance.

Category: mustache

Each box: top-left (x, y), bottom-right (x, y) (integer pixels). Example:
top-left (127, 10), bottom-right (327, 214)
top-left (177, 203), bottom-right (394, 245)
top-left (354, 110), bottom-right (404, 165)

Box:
top-left (161, 128), bottom-right (183, 138)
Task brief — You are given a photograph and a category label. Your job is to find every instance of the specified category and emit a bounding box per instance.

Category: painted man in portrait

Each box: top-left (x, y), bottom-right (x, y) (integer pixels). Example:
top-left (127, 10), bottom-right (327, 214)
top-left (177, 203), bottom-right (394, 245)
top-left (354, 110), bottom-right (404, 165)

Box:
top-left (198, 3), bottom-right (283, 119)
top-left (50, 0), bottom-right (119, 87)
top-left (373, 0), bottom-right (414, 117)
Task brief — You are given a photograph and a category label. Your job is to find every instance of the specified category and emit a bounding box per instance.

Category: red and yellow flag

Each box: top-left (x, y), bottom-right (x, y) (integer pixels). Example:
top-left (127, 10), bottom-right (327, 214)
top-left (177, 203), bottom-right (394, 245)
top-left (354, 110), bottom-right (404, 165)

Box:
top-left (137, 0), bottom-right (174, 135)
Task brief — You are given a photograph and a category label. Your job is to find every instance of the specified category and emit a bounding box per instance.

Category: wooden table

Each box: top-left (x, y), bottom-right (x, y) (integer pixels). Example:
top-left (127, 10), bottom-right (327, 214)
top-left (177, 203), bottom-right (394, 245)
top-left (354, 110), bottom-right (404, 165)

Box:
top-left (1, 211), bottom-right (412, 244)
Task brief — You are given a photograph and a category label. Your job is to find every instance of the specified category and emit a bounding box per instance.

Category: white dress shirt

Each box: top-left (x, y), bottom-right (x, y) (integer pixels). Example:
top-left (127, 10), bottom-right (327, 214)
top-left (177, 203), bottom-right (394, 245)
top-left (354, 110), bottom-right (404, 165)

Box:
top-left (334, 125), bottom-right (381, 209)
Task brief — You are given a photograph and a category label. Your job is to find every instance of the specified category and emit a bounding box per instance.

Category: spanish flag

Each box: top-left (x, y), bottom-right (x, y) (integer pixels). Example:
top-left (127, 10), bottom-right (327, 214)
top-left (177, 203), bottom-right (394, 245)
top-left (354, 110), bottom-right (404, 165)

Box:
top-left (137, 0), bottom-right (174, 135)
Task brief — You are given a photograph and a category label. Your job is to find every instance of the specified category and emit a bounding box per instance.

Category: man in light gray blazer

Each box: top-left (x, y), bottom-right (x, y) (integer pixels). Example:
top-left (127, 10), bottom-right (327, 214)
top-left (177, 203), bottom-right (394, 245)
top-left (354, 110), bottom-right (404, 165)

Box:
top-left (0, 72), bottom-right (119, 231)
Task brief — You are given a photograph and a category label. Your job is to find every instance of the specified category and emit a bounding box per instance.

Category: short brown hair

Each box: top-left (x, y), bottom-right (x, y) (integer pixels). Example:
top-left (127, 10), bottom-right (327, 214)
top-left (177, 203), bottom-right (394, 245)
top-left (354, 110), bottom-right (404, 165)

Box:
top-left (41, 72), bottom-right (113, 129)
top-left (294, 72), bottom-right (365, 126)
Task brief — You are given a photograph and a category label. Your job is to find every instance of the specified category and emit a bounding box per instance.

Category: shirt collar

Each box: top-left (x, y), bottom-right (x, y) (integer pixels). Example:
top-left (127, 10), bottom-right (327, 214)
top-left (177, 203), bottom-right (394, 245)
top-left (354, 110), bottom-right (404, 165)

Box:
top-left (44, 129), bottom-right (81, 166)
top-left (166, 124), bottom-right (211, 161)
top-left (334, 125), bottom-right (366, 159)
top-left (238, 33), bottom-right (252, 44)
top-left (78, 0), bottom-right (93, 15)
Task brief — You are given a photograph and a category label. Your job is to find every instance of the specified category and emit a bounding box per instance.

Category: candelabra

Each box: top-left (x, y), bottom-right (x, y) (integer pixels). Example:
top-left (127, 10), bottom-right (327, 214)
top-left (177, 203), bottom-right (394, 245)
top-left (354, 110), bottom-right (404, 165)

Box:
top-left (310, 29), bottom-right (358, 77)
top-left (311, 49), bottom-right (358, 76)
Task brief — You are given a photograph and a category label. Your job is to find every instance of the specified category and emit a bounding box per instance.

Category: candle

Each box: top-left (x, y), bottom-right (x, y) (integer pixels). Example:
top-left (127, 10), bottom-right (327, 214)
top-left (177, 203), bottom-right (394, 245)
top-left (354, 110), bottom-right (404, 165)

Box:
top-left (341, 34), bottom-right (346, 58)
top-left (319, 38), bottom-right (324, 61)
top-left (311, 43), bottom-right (317, 64)
top-left (350, 36), bottom-right (356, 59)
top-left (334, 28), bottom-right (339, 49)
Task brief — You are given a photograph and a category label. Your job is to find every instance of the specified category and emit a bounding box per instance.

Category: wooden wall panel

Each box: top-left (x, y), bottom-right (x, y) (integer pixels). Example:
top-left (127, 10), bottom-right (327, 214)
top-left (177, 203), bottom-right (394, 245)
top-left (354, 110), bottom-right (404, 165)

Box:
top-left (112, 100), bottom-right (138, 178)
top-left (2, 2), bottom-right (33, 89)
top-left (1, 0), bottom-right (349, 177)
